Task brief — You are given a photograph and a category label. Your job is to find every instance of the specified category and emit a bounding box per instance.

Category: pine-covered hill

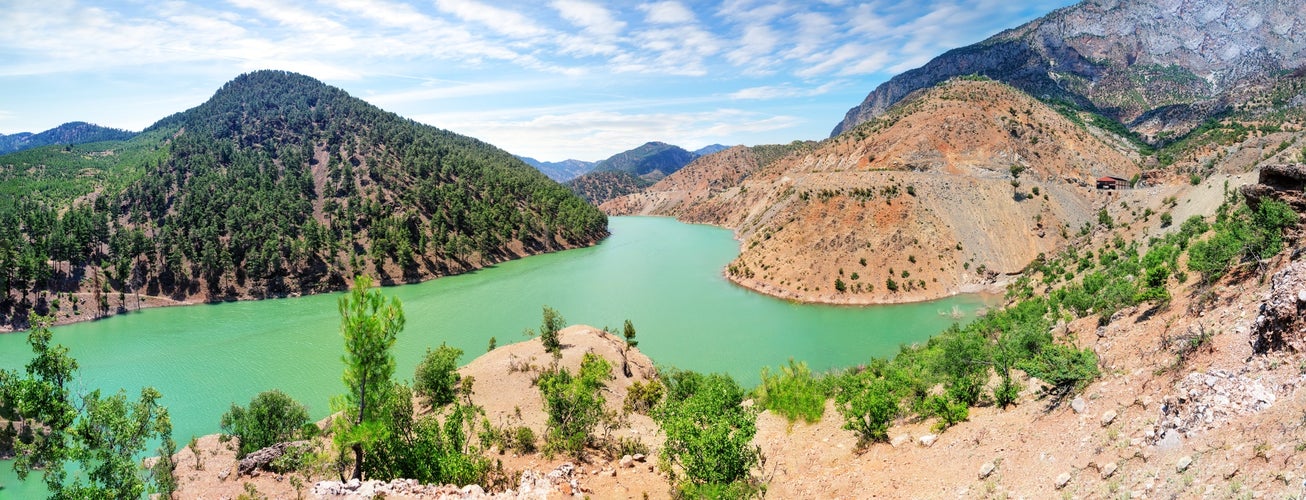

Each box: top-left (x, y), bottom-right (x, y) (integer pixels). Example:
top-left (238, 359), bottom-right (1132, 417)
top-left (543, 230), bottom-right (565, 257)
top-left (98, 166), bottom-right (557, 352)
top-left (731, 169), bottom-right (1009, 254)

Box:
top-left (0, 70), bottom-right (607, 328)
top-left (0, 122), bottom-right (137, 154)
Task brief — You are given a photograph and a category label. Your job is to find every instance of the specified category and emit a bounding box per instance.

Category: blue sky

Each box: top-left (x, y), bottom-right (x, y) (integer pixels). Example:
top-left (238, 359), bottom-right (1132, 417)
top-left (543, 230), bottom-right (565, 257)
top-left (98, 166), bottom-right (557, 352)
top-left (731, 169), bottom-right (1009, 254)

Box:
top-left (0, 0), bottom-right (1072, 161)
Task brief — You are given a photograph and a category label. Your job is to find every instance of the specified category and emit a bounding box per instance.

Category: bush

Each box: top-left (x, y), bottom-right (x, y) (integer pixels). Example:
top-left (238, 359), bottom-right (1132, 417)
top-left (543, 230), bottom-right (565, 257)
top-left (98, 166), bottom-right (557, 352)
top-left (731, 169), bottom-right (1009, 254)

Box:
top-left (366, 383), bottom-right (490, 485)
top-left (624, 380), bottom-right (664, 414)
top-left (834, 369), bottom-right (900, 449)
top-left (755, 359), bottom-right (826, 424)
top-left (415, 343), bottom-right (463, 408)
top-left (539, 353), bottom-right (612, 458)
top-left (656, 370), bottom-right (761, 494)
top-left (220, 390), bottom-right (310, 457)
top-left (538, 306), bottom-right (565, 355)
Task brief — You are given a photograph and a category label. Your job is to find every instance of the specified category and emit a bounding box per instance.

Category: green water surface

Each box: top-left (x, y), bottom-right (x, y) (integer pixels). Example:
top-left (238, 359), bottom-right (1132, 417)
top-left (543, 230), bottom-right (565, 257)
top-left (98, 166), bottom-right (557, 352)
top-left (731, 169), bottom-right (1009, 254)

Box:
top-left (0, 216), bottom-right (992, 496)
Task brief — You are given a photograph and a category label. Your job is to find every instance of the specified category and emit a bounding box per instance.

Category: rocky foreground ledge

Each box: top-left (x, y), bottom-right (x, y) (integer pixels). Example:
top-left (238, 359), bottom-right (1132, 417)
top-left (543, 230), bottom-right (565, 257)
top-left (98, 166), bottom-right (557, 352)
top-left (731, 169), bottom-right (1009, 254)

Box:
top-left (311, 463), bottom-right (581, 499)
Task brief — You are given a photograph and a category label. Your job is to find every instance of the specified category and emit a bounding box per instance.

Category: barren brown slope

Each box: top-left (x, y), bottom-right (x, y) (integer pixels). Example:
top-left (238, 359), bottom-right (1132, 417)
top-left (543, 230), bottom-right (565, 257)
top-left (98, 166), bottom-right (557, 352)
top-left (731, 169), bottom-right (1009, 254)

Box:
top-left (607, 79), bottom-right (1142, 304)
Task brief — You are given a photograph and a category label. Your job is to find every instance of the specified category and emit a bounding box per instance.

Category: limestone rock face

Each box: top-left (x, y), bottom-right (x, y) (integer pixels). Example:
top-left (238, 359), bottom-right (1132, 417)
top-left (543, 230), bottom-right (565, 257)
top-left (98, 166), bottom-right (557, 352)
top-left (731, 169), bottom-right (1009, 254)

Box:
top-left (1250, 260), bottom-right (1306, 353)
top-left (832, 0), bottom-right (1306, 139)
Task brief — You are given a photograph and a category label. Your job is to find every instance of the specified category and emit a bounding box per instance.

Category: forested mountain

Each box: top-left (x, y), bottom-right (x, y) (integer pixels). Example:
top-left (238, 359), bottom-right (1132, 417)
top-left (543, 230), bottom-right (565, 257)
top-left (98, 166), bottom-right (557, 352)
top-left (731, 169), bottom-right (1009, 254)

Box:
top-left (0, 122), bottom-right (136, 154)
top-left (517, 156), bottom-right (596, 182)
top-left (0, 70), bottom-right (606, 329)
top-left (831, 0), bottom-right (1306, 140)
top-left (693, 144), bottom-right (729, 156)
top-left (565, 141), bottom-right (722, 205)
top-left (564, 170), bottom-right (653, 204)
top-left (592, 141), bottom-right (696, 179)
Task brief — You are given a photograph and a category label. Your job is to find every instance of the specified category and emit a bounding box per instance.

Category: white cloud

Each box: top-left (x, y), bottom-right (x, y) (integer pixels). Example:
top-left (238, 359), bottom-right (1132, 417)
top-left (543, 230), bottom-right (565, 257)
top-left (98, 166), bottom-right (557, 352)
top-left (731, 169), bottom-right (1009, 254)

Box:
top-left (640, 1), bottom-right (696, 24)
top-left (226, 0), bottom-right (346, 32)
top-left (434, 0), bottom-right (549, 39)
top-left (551, 0), bottom-right (626, 38)
top-left (729, 81), bottom-right (839, 100)
top-left (417, 108), bottom-right (800, 161)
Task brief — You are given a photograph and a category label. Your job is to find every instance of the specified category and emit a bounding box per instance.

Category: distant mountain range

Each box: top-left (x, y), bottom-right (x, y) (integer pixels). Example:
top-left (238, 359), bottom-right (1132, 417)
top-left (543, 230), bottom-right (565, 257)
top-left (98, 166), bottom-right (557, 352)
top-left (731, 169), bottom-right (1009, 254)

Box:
top-left (516, 157), bottom-right (596, 182)
top-left (561, 142), bottom-right (729, 204)
top-left (518, 143), bottom-right (728, 184)
top-left (0, 122), bottom-right (136, 154)
top-left (831, 0), bottom-right (1306, 140)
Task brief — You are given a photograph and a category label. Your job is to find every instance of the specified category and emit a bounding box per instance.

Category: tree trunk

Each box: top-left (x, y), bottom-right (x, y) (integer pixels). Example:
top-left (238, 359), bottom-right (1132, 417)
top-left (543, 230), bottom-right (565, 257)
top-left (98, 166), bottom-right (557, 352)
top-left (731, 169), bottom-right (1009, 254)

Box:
top-left (351, 443), bottom-right (363, 480)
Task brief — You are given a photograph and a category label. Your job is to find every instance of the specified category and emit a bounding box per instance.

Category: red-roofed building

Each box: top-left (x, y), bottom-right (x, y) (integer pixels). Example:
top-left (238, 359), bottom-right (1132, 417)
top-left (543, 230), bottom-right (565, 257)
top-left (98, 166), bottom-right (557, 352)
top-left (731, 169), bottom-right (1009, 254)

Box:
top-left (1096, 176), bottom-right (1129, 190)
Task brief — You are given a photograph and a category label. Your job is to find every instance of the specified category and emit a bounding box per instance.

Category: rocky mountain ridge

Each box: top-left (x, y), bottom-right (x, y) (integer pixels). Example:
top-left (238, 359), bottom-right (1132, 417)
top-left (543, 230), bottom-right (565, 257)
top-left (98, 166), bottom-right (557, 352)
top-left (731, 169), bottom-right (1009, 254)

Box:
top-left (832, 0), bottom-right (1306, 140)
top-left (608, 78), bottom-right (1142, 304)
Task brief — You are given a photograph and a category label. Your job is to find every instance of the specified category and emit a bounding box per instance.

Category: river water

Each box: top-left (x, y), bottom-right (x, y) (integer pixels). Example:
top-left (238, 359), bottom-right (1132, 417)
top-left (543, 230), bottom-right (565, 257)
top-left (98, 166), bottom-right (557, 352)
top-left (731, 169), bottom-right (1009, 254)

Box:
top-left (0, 216), bottom-right (993, 496)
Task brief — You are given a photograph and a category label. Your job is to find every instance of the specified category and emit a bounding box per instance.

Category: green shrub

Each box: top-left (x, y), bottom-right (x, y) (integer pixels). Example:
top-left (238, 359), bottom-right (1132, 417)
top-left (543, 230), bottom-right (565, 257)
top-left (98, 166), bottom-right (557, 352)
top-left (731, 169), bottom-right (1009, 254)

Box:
top-left (624, 379), bottom-right (664, 414)
top-left (755, 359), bottom-right (825, 424)
top-left (834, 369), bottom-right (900, 449)
top-left (220, 390), bottom-right (310, 457)
top-left (656, 370), bottom-right (761, 495)
top-left (539, 353), bottom-right (612, 458)
top-left (415, 343), bottom-right (463, 408)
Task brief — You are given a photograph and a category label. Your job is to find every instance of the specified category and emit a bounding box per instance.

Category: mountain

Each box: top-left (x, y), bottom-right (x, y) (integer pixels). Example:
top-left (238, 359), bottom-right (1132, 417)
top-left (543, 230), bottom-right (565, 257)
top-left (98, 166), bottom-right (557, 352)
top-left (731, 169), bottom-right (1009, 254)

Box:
top-left (564, 170), bottom-right (652, 205)
top-left (693, 144), bottom-right (729, 156)
top-left (592, 141), bottom-right (696, 180)
top-left (0, 70), bottom-right (606, 329)
top-left (517, 156), bottom-right (596, 182)
top-left (565, 141), bottom-right (725, 205)
top-left (0, 122), bottom-right (136, 153)
top-left (831, 0), bottom-right (1306, 140)
top-left (607, 78), bottom-right (1142, 303)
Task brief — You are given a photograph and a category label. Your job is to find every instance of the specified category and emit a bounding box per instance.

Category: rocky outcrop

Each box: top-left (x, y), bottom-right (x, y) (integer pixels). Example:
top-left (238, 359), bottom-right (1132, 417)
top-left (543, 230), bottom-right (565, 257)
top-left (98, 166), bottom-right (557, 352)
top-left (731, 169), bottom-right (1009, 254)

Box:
top-left (310, 462), bottom-right (578, 499)
top-left (1250, 260), bottom-right (1306, 353)
top-left (1241, 163), bottom-right (1306, 211)
top-left (832, 0), bottom-right (1306, 139)
top-left (237, 440), bottom-right (309, 476)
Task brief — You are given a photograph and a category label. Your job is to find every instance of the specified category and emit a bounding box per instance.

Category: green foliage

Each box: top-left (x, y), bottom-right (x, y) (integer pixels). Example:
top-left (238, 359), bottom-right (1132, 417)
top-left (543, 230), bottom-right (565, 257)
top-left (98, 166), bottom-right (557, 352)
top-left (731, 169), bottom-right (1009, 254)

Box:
top-left (656, 370), bottom-right (762, 494)
top-left (221, 390), bottom-right (311, 457)
top-left (624, 380), bottom-right (665, 414)
top-left (834, 365), bottom-right (901, 449)
top-left (0, 316), bottom-right (174, 497)
top-left (336, 275), bottom-right (406, 480)
top-left (1, 70), bottom-right (607, 307)
top-left (538, 353), bottom-right (613, 459)
top-left (415, 343), bottom-right (463, 409)
top-left (834, 277), bottom-right (847, 292)
top-left (622, 319), bottom-right (638, 349)
top-left (755, 359), bottom-right (826, 424)
top-left (537, 306), bottom-right (565, 355)
top-left (1187, 198), bottom-right (1299, 283)
top-left (363, 382), bottom-right (491, 485)
top-left (1017, 344), bottom-right (1101, 397)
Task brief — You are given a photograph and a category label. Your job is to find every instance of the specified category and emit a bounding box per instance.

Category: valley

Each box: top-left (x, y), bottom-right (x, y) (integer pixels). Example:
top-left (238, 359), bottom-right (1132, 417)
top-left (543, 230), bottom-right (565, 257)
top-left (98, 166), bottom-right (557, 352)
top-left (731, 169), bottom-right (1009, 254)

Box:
top-left (4, 0), bottom-right (1306, 498)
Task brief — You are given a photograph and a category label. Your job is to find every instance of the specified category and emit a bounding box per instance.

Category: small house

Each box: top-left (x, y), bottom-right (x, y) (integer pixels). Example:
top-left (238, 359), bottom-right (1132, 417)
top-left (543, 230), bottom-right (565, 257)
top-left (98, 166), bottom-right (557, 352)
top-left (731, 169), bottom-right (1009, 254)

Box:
top-left (1096, 176), bottom-right (1129, 190)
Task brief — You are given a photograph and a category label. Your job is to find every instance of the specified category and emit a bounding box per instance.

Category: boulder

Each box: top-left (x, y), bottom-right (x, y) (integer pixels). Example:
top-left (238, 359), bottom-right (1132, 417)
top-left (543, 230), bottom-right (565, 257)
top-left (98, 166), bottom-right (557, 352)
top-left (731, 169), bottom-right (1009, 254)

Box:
top-left (1071, 397), bottom-right (1086, 414)
top-left (978, 462), bottom-right (995, 479)
top-left (1101, 410), bottom-right (1117, 427)
top-left (919, 434), bottom-right (938, 447)
top-left (1177, 455), bottom-right (1193, 472)
top-left (1101, 462), bottom-right (1118, 479)
top-left (1055, 472), bottom-right (1072, 489)
top-left (237, 440), bottom-right (309, 476)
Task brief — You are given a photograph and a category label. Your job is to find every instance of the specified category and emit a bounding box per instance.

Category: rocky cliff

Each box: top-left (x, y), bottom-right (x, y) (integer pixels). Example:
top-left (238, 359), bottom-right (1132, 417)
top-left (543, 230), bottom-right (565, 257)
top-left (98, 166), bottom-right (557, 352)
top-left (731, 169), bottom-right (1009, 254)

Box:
top-left (607, 79), bottom-right (1142, 304)
top-left (831, 0), bottom-right (1306, 140)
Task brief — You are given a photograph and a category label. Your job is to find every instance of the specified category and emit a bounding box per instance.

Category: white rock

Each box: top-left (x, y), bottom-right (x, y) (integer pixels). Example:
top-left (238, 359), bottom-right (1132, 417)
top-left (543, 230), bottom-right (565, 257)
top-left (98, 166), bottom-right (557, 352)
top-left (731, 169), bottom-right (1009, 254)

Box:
top-left (1072, 397), bottom-right (1086, 414)
top-left (1177, 455), bottom-right (1193, 472)
top-left (1101, 410), bottom-right (1118, 426)
top-left (891, 434), bottom-right (911, 448)
top-left (919, 434), bottom-right (938, 447)
top-left (979, 462), bottom-right (996, 479)
top-left (1102, 462), bottom-right (1118, 478)
top-left (1055, 472), bottom-right (1072, 489)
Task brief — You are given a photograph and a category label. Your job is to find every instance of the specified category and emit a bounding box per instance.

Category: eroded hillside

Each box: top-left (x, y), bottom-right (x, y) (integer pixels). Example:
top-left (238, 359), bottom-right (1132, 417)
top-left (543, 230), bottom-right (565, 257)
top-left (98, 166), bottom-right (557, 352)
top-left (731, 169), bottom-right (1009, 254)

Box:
top-left (608, 79), bottom-right (1145, 304)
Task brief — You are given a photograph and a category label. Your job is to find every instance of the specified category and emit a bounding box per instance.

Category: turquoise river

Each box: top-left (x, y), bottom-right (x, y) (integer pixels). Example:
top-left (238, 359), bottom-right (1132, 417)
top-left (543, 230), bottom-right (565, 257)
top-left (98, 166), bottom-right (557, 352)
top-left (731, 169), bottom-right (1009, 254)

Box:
top-left (0, 216), bottom-right (994, 496)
